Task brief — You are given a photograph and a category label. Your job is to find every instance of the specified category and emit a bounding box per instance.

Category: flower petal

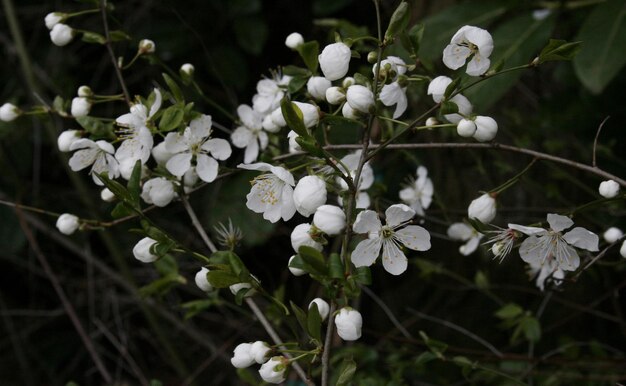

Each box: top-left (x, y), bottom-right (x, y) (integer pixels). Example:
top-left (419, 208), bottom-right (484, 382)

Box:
top-left (166, 152), bottom-right (192, 177)
top-left (353, 210), bottom-right (382, 234)
top-left (466, 55), bottom-right (490, 76)
top-left (201, 138), bottom-right (232, 160)
top-left (447, 222), bottom-right (473, 241)
top-left (351, 237), bottom-right (382, 267)
top-left (231, 126), bottom-right (253, 149)
top-left (508, 223), bottom-right (546, 236)
top-left (381, 239), bottom-right (408, 275)
top-left (280, 185), bottom-right (296, 221)
top-left (547, 213), bottom-right (573, 232)
top-left (460, 235), bottom-right (481, 255)
top-left (442, 44), bottom-right (471, 70)
top-left (243, 137), bottom-right (259, 164)
top-left (519, 236), bottom-right (548, 265)
top-left (238, 162), bottom-right (273, 172)
top-left (395, 225), bottom-right (431, 251)
top-left (196, 154), bottom-right (218, 182)
top-left (269, 165), bottom-right (295, 186)
top-left (148, 88), bottom-right (162, 118)
top-left (385, 204), bottom-right (415, 228)
top-left (164, 132), bottom-right (188, 154)
top-left (562, 227), bottom-right (599, 252)
top-left (69, 148), bottom-right (98, 171)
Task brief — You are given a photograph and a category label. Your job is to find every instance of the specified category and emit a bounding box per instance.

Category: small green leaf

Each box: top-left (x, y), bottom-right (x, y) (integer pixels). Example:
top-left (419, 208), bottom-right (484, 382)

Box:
top-left (520, 316), bottom-right (541, 342)
top-left (335, 356), bottom-right (357, 386)
top-left (280, 98), bottom-right (309, 137)
top-left (97, 174), bottom-right (132, 203)
top-left (151, 240), bottom-right (176, 257)
top-left (307, 302), bottom-right (322, 341)
top-left (81, 31), bottom-right (106, 44)
top-left (415, 351), bottom-right (438, 366)
top-left (352, 266), bottom-right (371, 285)
top-left (537, 39), bottom-right (582, 64)
top-left (329, 253), bottom-right (344, 279)
top-left (139, 273), bottom-right (186, 297)
top-left (282, 65), bottom-right (311, 77)
top-left (443, 77), bottom-right (460, 99)
top-left (109, 30), bottom-right (131, 42)
top-left (206, 270), bottom-right (241, 288)
top-left (162, 73), bottom-right (184, 103)
top-left (288, 76), bottom-right (308, 94)
top-left (353, 73), bottom-right (371, 87)
top-left (439, 100), bottom-right (459, 115)
top-left (321, 115), bottom-right (364, 131)
top-left (290, 301), bottom-right (308, 334)
top-left (384, 1), bottom-right (410, 41)
top-left (401, 23), bottom-right (425, 58)
top-left (52, 96), bottom-right (65, 114)
top-left (494, 303), bottom-right (524, 320)
top-left (295, 136), bottom-right (323, 157)
top-left (297, 41), bottom-right (320, 72)
top-left (159, 105), bottom-right (184, 132)
top-left (298, 245), bottom-right (327, 275)
top-left (127, 160), bottom-right (142, 208)
top-left (474, 270), bottom-right (489, 289)
top-left (76, 116), bottom-right (114, 139)
top-left (228, 252), bottom-right (250, 281)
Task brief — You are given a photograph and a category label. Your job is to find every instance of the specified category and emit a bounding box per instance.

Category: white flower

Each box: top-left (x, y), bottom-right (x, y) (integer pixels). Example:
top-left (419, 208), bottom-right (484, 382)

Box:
top-left (313, 205), bottom-right (346, 235)
top-left (293, 101), bottom-right (320, 128)
top-left (259, 356), bottom-right (287, 384)
top-left (527, 258), bottom-right (564, 291)
top-left (132, 237), bottom-right (158, 263)
top-left (288, 255), bottom-right (306, 276)
top-left (372, 56), bottom-right (407, 79)
top-left (231, 104), bottom-right (267, 164)
top-left (515, 213), bottom-right (599, 272)
top-left (100, 188), bottom-right (115, 202)
top-left (346, 85), bottom-right (375, 114)
top-left (151, 142), bottom-right (173, 165)
top-left (250, 341), bottom-right (271, 364)
top-left (0, 103), bottom-right (20, 122)
top-left (229, 279), bottom-right (257, 297)
top-left (319, 42), bottom-right (351, 81)
top-left (307, 76), bottom-right (332, 100)
top-left (621, 240), bottom-right (626, 258)
top-left (457, 118), bottom-right (476, 137)
top-left (444, 94), bottom-right (473, 124)
top-left (231, 343), bottom-right (255, 368)
top-left (443, 25), bottom-right (494, 76)
top-left (252, 77), bottom-right (288, 115)
top-left (56, 213), bottom-right (79, 235)
top-left (68, 139), bottom-right (119, 185)
top-left (425, 117), bottom-right (439, 127)
top-left (141, 177), bottom-right (176, 207)
top-left (291, 223), bottom-right (323, 253)
top-left (57, 130), bottom-right (81, 152)
top-left (399, 166), bottom-right (433, 216)
top-left (484, 226), bottom-right (520, 261)
top-left (427, 76), bottom-right (452, 103)
top-left (271, 107), bottom-right (287, 128)
top-left (468, 193), bottom-right (496, 224)
top-left (352, 204), bottom-right (431, 275)
top-left (194, 267), bottom-right (213, 292)
top-left (239, 162), bottom-right (296, 223)
top-left (77, 86), bottom-right (92, 97)
top-left (293, 175), bottom-right (327, 217)
top-left (180, 63), bottom-right (194, 76)
top-left (71, 97), bottom-right (91, 117)
top-left (447, 222), bottom-right (483, 255)
top-left (326, 87), bottom-right (346, 105)
top-left (335, 308), bottom-right (362, 341)
top-left (380, 81), bottom-right (407, 118)
top-left (287, 130), bottom-right (301, 153)
top-left (473, 116), bottom-right (498, 142)
top-left (50, 23), bottom-right (74, 46)
top-left (138, 39), bottom-right (155, 54)
top-left (164, 114), bottom-right (231, 183)
top-left (341, 102), bottom-right (358, 119)
top-left (45, 12), bottom-right (64, 29)
top-left (309, 298), bottom-right (330, 320)
top-left (603, 227), bottom-right (623, 243)
top-left (599, 180), bottom-right (620, 198)
top-left (336, 151), bottom-right (374, 209)
top-left (285, 32), bottom-right (304, 49)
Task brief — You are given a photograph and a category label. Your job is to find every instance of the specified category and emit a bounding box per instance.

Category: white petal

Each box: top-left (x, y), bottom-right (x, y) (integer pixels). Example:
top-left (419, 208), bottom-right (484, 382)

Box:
top-left (231, 126), bottom-right (253, 148)
top-left (351, 238), bottom-right (382, 267)
top-left (164, 132), bottom-right (189, 154)
top-left (392, 90), bottom-right (407, 119)
top-left (442, 44), bottom-right (471, 70)
top-left (166, 152), bottom-right (192, 177)
top-left (447, 222), bottom-right (473, 241)
top-left (189, 114), bottom-right (212, 139)
top-left (69, 148), bottom-right (98, 171)
top-left (355, 192), bottom-right (371, 209)
top-left (508, 223), bottom-right (546, 236)
top-left (280, 185), bottom-right (297, 221)
top-left (258, 131), bottom-right (269, 150)
top-left (237, 104), bottom-right (261, 129)
top-left (519, 236), bottom-right (547, 265)
top-left (238, 162), bottom-right (273, 172)
top-left (460, 236), bottom-right (481, 255)
top-left (69, 138), bottom-right (96, 151)
top-left (466, 55), bottom-right (491, 76)
top-left (196, 154), bottom-right (218, 182)
top-left (381, 240), bottom-right (408, 275)
top-left (353, 210), bottom-right (382, 234)
top-left (148, 88), bottom-right (162, 118)
top-left (269, 165), bottom-right (295, 186)
top-left (243, 138), bottom-right (259, 164)
top-left (385, 204), bottom-right (415, 228)
top-left (562, 227), bottom-right (599, 252)
top-left (465, 27), bottom-right (494, 57)
top-left (547, 213), bottom-right (573, 232)
top-left (201, 138), bottom-right (232, 160)
top-left (395, 225), bottom-right (431, 251)
top-left (555, 242), bottom-right (580, 271)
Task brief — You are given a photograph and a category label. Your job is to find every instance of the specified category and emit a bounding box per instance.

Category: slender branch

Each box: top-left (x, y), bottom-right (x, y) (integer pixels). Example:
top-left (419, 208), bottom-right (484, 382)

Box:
top-left (100, 0), bottom-right (131, 105)
top-left (592, 116), bottom-right (610, 168)
top-left (320, 302), bottom-right (336, 386)
top-left (361, 286), bottom-right (412, 339)
top-left (572, 236), bottom-right (625, 281)
top-left (181, 194), bottom-right (218, 254)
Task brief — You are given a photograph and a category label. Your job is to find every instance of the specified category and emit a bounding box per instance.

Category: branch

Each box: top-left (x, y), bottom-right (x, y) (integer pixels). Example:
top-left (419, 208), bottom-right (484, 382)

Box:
top-left (100, 0), bottom-right (131, 105)
top-left (320, 302), bottom-right (336, 386)
top-left (592, 116), bottom-right (610, 168)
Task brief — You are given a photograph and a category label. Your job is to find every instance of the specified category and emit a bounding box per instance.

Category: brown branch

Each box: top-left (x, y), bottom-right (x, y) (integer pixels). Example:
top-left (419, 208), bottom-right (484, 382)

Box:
top-left (101, 0), bottom-right (131, 105)
top-left (592, 116), bottom-right (610, 168)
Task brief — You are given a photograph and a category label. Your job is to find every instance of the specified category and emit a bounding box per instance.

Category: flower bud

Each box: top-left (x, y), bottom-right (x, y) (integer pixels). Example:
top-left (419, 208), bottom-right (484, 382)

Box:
top-left (307, 76), bottom-right (332, 100)
top-left (287, 131), bottom-right (301, 153)
top-left (288, 255), bottom-right (306, 276)
top-left (473, 116), bottom-right (498, 142)
top-left (0, 103), bottom-right (20, 122)
top-left (367, 51), bottom-right (378, 64)
top-left (291, 223), bottom-right (323, 253)
top-left (285, 32), bottom-right (304, 49)
top-left (468, 193), bottom-right (496, 224)
top-left (262, 114), bottom-right (280, 133)
top-left (603, 227), bottom-right (623, 243)
top-left (50, 23), bottom-right (73, 46)
top-left (45, 12), bottom-right (65, 29)
top-left (56, 213), bottom-right (79, 235)
top-left (141, 178), bottom-right (175, 207)
top-left (132, 237), bottom-right (158, 263)
top-left (621, 240), bottom-right (626, 258)
top-left (325, 86), bottom-right (346, 105)
top-left (425, 117), bottom-right (439, 127)
top-left (334, 307), bottom-right (362, 341)
top-left (229, 282), bottom-right (255, 297)
top-left (599, 180), bottom-right (620, 198)
top-left (293, 101), bottom-right (320, 128)
top-left (138, 39), bottom-right (155, 54)
top-left (71, 97), bottom-right (91, 117)
top-left (259, 356), bottom-right (287, 384)
top-left (180, 63), bottom-right (194, 76)
top-left (194, 267), bottom-right (213, 292)
top-left (77, 85), bottom-right (93, 97)
top-left (456, 118), bottom-right (476, 137)
top-left (293, 175), bottom-right (327, 217)
top-left (341, 101), bottom-right (358, 119)
top-left (313, 205), bottom-right (345, 235)
top-left (342, 77), bottom-right (355, 88)
top-left (231, 343), bottom-right (255, 368)
top-left (250, 341), bottom-right (271, 364)
top-left (319, 42), bottom-right (351, 81)
top-left (100, 188), bottom-right (115, 202)
top-left (271, 107), bottom-right (287, 127)
top-left (427, 76), bottom-right (452, 103)
top-left (309, 298), bottom-right (330, 320)
top-left (346, 85), bottom-right (375, 113)
top-left (57, 130), bottom-right (80, 152)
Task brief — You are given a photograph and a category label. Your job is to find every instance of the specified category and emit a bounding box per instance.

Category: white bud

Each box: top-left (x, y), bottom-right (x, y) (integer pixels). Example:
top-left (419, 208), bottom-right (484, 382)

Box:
top-left (346, 85), bottom-right (375, 113)
top-left (293, 101), bottom-right (320, 128)
top-left (231, 343), bottom-right (255, 368)
top-left (229, 282), bottom-right (255, 297)
top-left (307, 76), bottom-right (332, 100)
top-left (138, 39), bottom-right (155, 54)
top-left (468, 193), bottom-right (496, 224)
top-left (0, 103), bottom-right (20, 122)
top-left (425, 117), bottom-right (439, 127)
top-left (309, 298), bottom-right (330, 320)
top-left (342, 77), bottom-right (355, 88)
top-left (100, 188), bottom-right (115, 202)
top-left (334, 307), bottom-right (362, 341)
top-left (456, 118), bottom-right (477, 137)
top-left (603, 227), bottom-right (623, 243)
top-left (132, 237), bottom-right (158, 263)
top-left (77, 85), bottom-right (93, 97)
top-left (71, 97), bottom-right (91, 117)
top-left (319, 42), bottom-right (351, 81)
top-left (287, 130), bottom-right (301, 153)
top-left (180, 63), bottom-right (194, 76)
top-left (285, 32), bottom-right (304, 49)
top-left (194, 267), bottom-right (213, 292)
top-left (599, 180), bottom-right (620, 198)
top-left (341, 102), bottom-right (358, 119)
top-left (50, 23), bottom-right (74, 46)
top-left (250, 341), bottom-right (271, 364)
top-left (259, 356), bottom-right (287, 384)
top-left (427, 76), bottom-right (452, 103)
top-left (56, 213), bottom-right (79, 235)
top-left (290, 223), bottom-right (323, 253)
top-left (621, 240), bottom-right (626, 258)
top-left (325, 86), bottom-right (346, 105)
top-left (288, 255), bottom-right (306, 276)
top-left (473, 116), bottom-right (498, 142)
top-left (151, 142), bottom-right (174, 165)
top-left (262, 114), bottom-right (280, 133)
top-left (57, 130), bottom-right (80, 152)
top-left (293, 175), bottom-right (327, 217)
top-left (45, 12), bottom-right (64, 30)
top-left (271, 107), bottom-right (287, 127)
top-left (183, 167), bottom-right (199, 188)
top-left (313, 205), bottom-right (345, 235)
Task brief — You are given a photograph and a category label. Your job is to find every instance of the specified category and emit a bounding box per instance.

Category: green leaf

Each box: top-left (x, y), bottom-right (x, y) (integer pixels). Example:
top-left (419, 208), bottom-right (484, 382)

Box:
top-left (182, 299), bottom-right (216, 319)
top-left (443, 77), bottom-right (460, 99)
top-left (335, 356), bottom-right (357, 386)
top-left (307, 302), bottom-right (322, 341)
top-left (329, 253), bottom-right (344, 279)
top-left (415, 351), bottom-right (438, 366)
top-left (290, 301), bottom-right (308, 335)
top-left (384, 1), bottom-right (410, 41)
top-left (152, 240), bottom-right (176, 257)
top-left (159, 105), bottom-right (184, 132)
top-left (127, 160), bottom-right (142, 208)
top-left (401, 23), bottom-right (424, 58)
top-left (537, 39), bottom-right (582, 64)
top-left (227, 252), bottom-right (250, 281)
top-left (352, 266), bottom-right (371, 285)
top-left (297, 41), bottom-right (320, 72)
top-left (321, 115), bottom-right (364, 131)
top-left (574, 0), bottom-right (626, 94)
top-left (108, 30), bottom-right (131, 42)
top-left (97, 174), bottom-right (132, 203)
top-left (76, 116), bottom-right (114, 139)
top-left (520, 315), bottom-right (541, 342)
top-left (162, 73), bottom-right (184, 103)
top-left (295, 136), bottom-right (323, 157)
top-left (280, 98), bottom-right (309, 137)
top-left (288, 76), bottom-right (309, 94)
top-left (139, 273), bottom-right (186, 297)
top-left (282, 65), bottom-right (311, 77)
top-left (52, 96), bottom-right (66, 114)
top-left (206, 270), bottom-right (241, 288)
top-left (81, 31), bottom-right (106, 44)
top-left (494, 303), bottom-right (523, 320)
top-left (439, 100), bottom-right (458, 115)
top-left (474, 270), bottom-right (489, 289)
top-left (110, 202), bottom-right (133, 218)
top-left (298, 245), bottom-right (327, 275)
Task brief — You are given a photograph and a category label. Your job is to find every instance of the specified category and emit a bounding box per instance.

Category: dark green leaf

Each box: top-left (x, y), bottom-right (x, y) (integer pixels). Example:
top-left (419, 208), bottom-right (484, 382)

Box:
top-left (280, 98), bottom-right (309, 137)
top-left (352, 266), bottom-right (371, 285)
top-left (52, 96), bottom-right (65, 114)
top-left (139, 273), bottom-right (186, 297)
top-left (288, 76), bottom-right (309, 94)
top-left (443, 77), bottom-right (460, 99)
top-left (109, 30), bottom-right (131, 42)
top-left (520, 316), bottom-right (541, 342)
top-left (321, 115), bottom-right (364, 131)
top-left (228, 252), bottom-right (250, 281)
top-left (384, 1), bottom-right (410, 41)
top-left (110, 202), bottom-right (134, 218)
top-left (282, 65), bottom-right (311, 77)
top-left (307, 302), bottom-right (322, 341)
top-left (401, 23), bottom-right (424, 58)
top-left (439, 100), bottom-right (458, 115)
top-left (206, 270), bottom-right (241, 288)
top-left (127, 160), bottom-right (142, 208)
top-left (494, 303), bottom-right (523, 320)
top-left (81, 31), bottom-right (106, 44)
top-left (76, 116), bottom-right (114, 139)
top-left (159, 105), bottom-right (184, 132)
top-left (329, 253), bottom-right (344, 279)
top-left (162, 73), bottom-right (184, 103)
top-left (290, 301), bottom-right (309, 335)
top-left (97, 174), bottom-right (132, 203)
top-left (335, 356), bottom-right (357, 386)
top-left (538, 39), bottom-right (582, 64)
top-left (415, 351), bottom-right (438, 366)
top-left (295, 136), bottom-right (323, 157)
top-left (297, 41), bottom-right (320, 72)
top-left (298, 245), bottom-right (327, 275)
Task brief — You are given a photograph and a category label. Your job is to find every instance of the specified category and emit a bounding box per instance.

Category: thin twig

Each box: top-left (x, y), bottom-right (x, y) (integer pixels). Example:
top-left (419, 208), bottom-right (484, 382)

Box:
top-left (361, 286), bottom-right (412, 339)
top-left (101, 0), bottom-right (131, 105)
top-left (592, 116), bottom-right (610, 168)
top-left (320, 302), bottom-right (336, 386)
top-left (572, 236), bottom-right (625, 281)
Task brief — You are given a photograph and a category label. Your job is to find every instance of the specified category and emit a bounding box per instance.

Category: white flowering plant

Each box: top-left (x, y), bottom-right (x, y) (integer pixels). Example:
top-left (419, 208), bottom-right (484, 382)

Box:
top-left (1, 0), bottom-right (625, 385)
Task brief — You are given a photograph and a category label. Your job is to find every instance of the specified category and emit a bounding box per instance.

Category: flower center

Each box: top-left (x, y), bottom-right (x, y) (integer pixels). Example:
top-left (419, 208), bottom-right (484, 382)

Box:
top-left (381, 225), bottom-right (394, 239)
